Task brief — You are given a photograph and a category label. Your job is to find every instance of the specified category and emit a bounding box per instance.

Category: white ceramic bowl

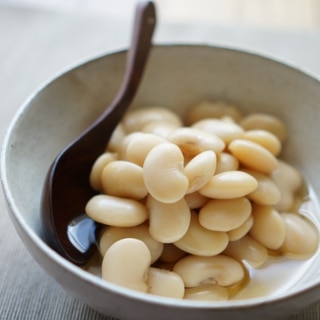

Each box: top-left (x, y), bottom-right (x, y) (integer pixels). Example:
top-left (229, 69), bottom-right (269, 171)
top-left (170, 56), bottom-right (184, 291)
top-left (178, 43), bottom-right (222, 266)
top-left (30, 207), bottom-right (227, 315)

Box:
top-left (2, 45), bottom-right (320, 320)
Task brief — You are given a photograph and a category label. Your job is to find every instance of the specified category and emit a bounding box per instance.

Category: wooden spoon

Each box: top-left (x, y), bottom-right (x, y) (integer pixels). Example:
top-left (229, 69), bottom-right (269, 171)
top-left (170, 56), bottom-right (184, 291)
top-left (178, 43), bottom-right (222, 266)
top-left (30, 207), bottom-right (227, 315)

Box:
top-left (41, 1), bottom-right (156, 266)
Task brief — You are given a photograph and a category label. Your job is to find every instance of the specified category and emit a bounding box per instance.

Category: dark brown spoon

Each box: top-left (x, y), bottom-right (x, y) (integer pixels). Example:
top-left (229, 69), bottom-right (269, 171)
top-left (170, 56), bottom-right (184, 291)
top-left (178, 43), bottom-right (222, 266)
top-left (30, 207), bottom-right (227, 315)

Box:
top-left (41, 1), bottom-right (156, 266)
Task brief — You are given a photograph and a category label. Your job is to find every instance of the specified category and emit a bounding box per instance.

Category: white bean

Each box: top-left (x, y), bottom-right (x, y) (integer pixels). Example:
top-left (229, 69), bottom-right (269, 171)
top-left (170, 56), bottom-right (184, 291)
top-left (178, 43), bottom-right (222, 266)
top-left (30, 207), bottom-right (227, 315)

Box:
top-left (147, 267), bottom-right (185, 299)
top-left (192, 118), bottom-right (244, 144)
top-left (173, 255), bottom-right (245, 287)
top-left (184, 150), bottom-right (217, 194)
top-left (101, 160), bottom-right (148, 200)
top-left (85, 194), bottom-right (147, 227)
top-left (143, 143), bottom-right (189, 203)
top-left (122, 107), bottom-right (183, 133)
top-left (187, 100), bottom-right (243, 124)
top-left (102, 238), bottom-right (151, 292)
top-left (199, 197), bottom-right (252, 232)
top-left (250, 204), bottom-right (286, 250)
top-left (228, 139), bottom-right (278, 174)
top-left (240, 113), bottom-right (287, 143)
top-left (281, 212), bottom-right (319, 259)
top-left (174, 210), bottom-right (229, 256)
top-left (89, 152), bottom-right (117, 191)
top-left (168, 127), bottom-right (225, 158)
top-left (199, 171), bottom-right (258, 199)
top-left (243, 169), bottom-right (281, 206)
top-left (146, 195), bottom-right (191, 243)
top-left (224, 235), bottom-right (268, 268)
top-left (99, 224), bottom-right (163, 263)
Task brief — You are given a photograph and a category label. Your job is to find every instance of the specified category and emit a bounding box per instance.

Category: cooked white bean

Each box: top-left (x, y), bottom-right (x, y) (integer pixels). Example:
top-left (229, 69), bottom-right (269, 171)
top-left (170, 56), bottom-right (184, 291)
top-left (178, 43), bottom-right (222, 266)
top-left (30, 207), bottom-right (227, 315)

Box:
top-left (243, 169), bottom-right (281, 205)
top-left (107, 123), bottom-right (126, 153)
top-left (228, 215), bottom-right (254, 241)
top-left (187, 100), bottom-right (243, 124)
top-left (89, 152), bottom-right (117, 191)
top-left (125, 132), bottom-right (167, 166)
top-left (192, 118), bottom-right (244, 143)
top-left (240, 113), bottom-right (287, 143)
top-left (101, 160), bottom-right (148, 200)
top-left (173, 255), bottom-right (245, 287)
top-left (184, 191), bottom-right (208, 209)
top-left (199, 171), bottom-right (258, 199)
top-left (168, 127), bottom-right (225, 158)
top-left (281, 212), bottom-right (319, 259)
top-left (184, 150), bottom-right (217, 194)
top-left (250, 204), bottom-right (286, 250)
top-left (228, 139), bottom-right (278, 174)
top-left (184, 285), bottom-right (229, 301)
top-left (85, 194), bottom-right (147, 227)
top-left (215, 152), bottom-right (239, 174)
top-left (99, 224), bottom-right (163, 263)
top-left (271, 160), bottom-right (303, 212)
top-left (199, 197), bottom-right (252, 232)
top-left (102, 238), bottom-right (151, 292)
top-left (242, 129), bottom-right (282, 156)
top-left (224, 235), bottom-right (268, 268)
top-left (143, 143), bottom-right (189, 203)
top-left (146, 195), bottom-right (191, 243)
top-left (122, 107), bottom-right (183, 133)
top-left (175, 210), bottom-right (229, 256)
top-left (147, 267), bottom-right (185, 299)
top-left (141, 120), bottom-right (180, 138)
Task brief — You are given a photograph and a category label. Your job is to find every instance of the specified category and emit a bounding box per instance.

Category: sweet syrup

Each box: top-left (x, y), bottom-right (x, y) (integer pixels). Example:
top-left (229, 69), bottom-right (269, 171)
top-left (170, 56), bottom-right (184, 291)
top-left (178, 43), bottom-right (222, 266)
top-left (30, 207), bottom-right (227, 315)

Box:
top-left (232, 183), bottom-right (320, 300)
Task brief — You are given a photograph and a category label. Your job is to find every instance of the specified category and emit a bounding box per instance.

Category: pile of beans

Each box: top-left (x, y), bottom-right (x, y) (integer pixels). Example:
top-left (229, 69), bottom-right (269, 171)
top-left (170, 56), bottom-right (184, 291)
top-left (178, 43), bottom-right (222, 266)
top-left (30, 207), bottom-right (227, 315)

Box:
top-left (85, 101), bottom-right (319, 301)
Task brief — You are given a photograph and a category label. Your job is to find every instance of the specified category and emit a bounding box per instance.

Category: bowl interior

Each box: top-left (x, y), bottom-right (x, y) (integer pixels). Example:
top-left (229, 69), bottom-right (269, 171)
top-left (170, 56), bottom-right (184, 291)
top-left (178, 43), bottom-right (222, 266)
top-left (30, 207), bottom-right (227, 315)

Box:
top-left (3, 44), bottom-right (320, 310)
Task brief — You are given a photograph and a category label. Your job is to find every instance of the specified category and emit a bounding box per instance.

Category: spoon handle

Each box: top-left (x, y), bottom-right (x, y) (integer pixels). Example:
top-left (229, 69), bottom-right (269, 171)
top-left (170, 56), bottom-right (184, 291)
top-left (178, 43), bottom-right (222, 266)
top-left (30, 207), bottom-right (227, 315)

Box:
top-left (85, 1), bottom-right (156, 143)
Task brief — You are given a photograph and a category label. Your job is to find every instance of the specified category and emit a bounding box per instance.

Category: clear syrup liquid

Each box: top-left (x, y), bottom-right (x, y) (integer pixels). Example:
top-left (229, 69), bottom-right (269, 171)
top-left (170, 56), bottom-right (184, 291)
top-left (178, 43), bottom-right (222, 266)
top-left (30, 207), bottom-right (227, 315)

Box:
top-left (232, 183), bottom-right (320, 300)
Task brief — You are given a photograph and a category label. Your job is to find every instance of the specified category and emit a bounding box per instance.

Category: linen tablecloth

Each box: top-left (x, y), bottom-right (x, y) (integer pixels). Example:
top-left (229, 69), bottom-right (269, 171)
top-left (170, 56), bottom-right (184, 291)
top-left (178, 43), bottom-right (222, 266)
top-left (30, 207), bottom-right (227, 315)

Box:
top-left (1, 5), bottom-right (320, 319)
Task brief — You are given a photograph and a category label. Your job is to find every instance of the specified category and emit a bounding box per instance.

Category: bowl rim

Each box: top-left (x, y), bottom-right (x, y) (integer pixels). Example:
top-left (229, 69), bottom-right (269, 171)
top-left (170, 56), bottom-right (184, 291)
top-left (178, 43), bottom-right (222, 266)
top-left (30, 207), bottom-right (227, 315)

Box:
top-left (2, 43), bottom-right (320, 311)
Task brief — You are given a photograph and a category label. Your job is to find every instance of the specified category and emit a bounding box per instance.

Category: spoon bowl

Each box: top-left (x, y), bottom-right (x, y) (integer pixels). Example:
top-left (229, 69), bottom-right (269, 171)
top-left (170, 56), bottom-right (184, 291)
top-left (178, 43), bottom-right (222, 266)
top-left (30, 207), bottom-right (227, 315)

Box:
top-left (41, 0), bottom-right (156, 266)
